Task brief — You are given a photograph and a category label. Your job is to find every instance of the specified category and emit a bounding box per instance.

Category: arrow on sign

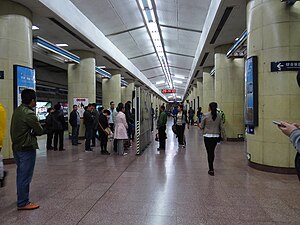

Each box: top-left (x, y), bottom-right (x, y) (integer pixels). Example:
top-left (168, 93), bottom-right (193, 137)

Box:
top-left (277, 63), bottom-right (284, 71)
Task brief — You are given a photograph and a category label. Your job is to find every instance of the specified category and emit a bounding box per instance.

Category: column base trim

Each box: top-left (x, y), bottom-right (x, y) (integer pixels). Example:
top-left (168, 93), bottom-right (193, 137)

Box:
top-left (248, 160), bottom-right (296, 174)
top-left (3, 158), bottom-right (15, 165)
top-left (227, 138), bottom-right (244, 142)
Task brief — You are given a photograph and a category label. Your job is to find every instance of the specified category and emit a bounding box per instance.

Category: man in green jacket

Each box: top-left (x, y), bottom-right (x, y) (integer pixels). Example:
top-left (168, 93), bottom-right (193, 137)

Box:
top-left (157, 105), bottom-right (167, 150)
top-left (10, 89), bottom-right (44, 210)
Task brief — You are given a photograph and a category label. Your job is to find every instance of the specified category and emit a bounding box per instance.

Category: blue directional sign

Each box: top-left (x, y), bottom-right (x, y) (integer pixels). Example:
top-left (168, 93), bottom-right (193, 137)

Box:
top-left (271, 61), bottom-right (300, 72)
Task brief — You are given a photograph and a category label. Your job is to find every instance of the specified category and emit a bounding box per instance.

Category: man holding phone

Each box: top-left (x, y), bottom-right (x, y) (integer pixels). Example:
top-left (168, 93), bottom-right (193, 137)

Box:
top-left (277, 71), bottom-right (300, 181)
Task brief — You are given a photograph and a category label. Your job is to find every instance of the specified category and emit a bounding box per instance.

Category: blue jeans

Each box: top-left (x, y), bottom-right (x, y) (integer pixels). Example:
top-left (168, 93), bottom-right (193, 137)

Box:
top-left (13, 150), bottom-right (36, 207)
top-left (72, 125), bottom-right (80, 145)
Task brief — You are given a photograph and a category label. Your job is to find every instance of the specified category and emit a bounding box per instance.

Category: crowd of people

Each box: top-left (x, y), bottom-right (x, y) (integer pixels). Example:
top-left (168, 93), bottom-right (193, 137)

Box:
top-left (44, 101), bottom-right (135, 156)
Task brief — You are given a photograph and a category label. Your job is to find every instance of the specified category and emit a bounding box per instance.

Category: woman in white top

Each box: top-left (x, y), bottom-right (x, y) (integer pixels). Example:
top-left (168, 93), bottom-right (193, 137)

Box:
top-left (114, 103), bottom-right (128, 156)
top-left (200, 102), bottom-right (223, 176)
top-left (176, 105), bottom-right (189, 147)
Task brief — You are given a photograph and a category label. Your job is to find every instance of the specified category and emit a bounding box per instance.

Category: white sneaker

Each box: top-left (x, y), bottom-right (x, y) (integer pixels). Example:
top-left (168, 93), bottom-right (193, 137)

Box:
top-left (123, 153), bottom-right (128, 156)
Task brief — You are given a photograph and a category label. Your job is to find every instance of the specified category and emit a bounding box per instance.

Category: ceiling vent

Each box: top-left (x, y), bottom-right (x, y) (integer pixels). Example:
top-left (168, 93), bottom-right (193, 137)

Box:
top-left (210, 7), bottom-right (234, 44)
top-left (199, 52), bottom-right (209, 67)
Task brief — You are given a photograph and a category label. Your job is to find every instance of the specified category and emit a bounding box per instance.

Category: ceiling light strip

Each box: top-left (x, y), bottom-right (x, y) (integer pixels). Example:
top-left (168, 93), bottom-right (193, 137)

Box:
top-left (138, 0), bottom-right (173, 89)
top-left (95, 67), bottom-right (112, 78)
top-left (33, 36), bottom-right (80, 63)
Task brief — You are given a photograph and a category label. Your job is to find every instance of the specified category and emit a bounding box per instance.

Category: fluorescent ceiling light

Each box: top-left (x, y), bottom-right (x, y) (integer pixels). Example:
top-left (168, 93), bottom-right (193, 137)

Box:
top-left (56, 43), bottom-right (68, 47)
top-left (173, 80), bottom-right (183, 84)
top-left (32, 25), bottom-right (39, 30)
top-left (156, 80), bottom-right (165, 85)
top-left (174, 75), bottom-right (186, 79)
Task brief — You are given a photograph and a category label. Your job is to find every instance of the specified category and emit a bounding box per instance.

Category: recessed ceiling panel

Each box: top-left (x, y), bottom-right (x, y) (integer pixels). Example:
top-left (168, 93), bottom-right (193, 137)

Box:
top-left (142, 67), bottom-right (164, 78)
top-left (70, 0), bottom-right (126, 35)
top-left (178, 0), bottom-right (211, 30)
top-left (167, 54), bottom-right (193, 70)
top-left (131, 54), bottom-right (161, 71)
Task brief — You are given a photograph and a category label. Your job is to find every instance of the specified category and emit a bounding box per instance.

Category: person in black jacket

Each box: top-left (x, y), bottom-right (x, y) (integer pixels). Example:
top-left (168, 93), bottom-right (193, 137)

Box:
top-left (83, 104), bottom-right (94, 152)
top-left (45, 108), bottom-right (54, 150)
top-left (91, 103), bottom-right (99, 147)
top-left (98, 109), bottom-right (111, 155)
top-left (52, 104), bottom-right (65, 151)
top-left (69, 105), bottom-right (81, 146)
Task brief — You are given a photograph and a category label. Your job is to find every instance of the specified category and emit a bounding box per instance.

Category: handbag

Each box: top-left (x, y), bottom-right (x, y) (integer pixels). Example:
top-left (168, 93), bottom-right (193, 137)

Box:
top-left (172, 124), bottom-right (177, 135)
top-left (99, 123), bottom-right (111, 136)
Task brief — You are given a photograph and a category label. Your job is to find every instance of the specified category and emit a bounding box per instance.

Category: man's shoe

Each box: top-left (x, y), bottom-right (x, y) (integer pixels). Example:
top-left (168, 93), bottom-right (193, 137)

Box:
top-left (91, 145), bottom-right (95, 147)
top-left (104, 151), bottom-right (110, 155)
top-left (85, 148), bottom-right (93, 152)
top-left (77, 142), bottom-right (82, 144)
top-left (18, 202), bottom-right (39, 210)
top-left (53, 148), bottom-right (58, 151)
top-left (208, 170), bottom-right (214, 176)
top-left (59, 149), bottom-right (65, 151)
top-left (72, 144), bottom-right (78, 146)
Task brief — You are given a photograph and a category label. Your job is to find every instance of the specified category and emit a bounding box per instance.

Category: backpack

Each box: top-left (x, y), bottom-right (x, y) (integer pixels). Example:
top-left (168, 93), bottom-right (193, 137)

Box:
top-left (217, 109), bottom-right (225, 124)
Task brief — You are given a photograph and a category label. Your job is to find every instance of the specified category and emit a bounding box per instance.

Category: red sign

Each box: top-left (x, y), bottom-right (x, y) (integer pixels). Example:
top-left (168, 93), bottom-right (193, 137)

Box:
top-left (161, 89), bottom-right (176, 94)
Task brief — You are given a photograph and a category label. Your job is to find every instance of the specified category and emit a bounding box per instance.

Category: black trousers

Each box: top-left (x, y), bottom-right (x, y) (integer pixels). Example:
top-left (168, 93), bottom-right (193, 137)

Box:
top-left (176, 124), bottom-right (185, 145)
top-left (92, 129), bottom-right (98, 146)
top-left (46, 131), bottom-right (53, 149)
top-left (158, 125), bottom-right (166, 149)
top-left (204, 137), bottom-right (219, 171)
top-left (295, 152), bottom-right (300, 181)
top-left (100, 134), bottom-right (108, 152)
top-left (85, 127), bottom-right (93, 150)
top-left (53, 130), bottom-right (64, 150)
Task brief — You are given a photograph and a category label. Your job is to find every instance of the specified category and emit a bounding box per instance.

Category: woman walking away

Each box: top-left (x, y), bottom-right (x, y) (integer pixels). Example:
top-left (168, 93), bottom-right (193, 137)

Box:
top-left (200, 102), bottom-right (224, 176)
top-left (114, 103), bottom-right (128, 156)
top-left (98, 109), bottom-right (111, 155)
top-left (176, 105), bottom-right (189, 148)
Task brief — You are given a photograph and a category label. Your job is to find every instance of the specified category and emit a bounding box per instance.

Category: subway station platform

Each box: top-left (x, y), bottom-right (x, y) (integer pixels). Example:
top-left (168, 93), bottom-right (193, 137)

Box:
top-left (1, 121), bottom-right (300, 225)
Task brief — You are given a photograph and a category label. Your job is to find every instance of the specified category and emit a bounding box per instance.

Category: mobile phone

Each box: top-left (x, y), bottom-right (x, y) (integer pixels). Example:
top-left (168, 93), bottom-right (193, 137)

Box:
top-left (272, 121), bottom-right (285, 127)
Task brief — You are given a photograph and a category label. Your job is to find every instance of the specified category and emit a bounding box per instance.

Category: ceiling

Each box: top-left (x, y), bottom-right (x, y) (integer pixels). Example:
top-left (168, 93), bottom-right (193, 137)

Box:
top-left (11, 0), bottom-right (246, 100)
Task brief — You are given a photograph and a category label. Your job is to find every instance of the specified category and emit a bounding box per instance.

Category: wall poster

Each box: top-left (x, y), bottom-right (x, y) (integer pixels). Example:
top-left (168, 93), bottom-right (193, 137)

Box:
top-left (73, 97), bottom-right (89, 118)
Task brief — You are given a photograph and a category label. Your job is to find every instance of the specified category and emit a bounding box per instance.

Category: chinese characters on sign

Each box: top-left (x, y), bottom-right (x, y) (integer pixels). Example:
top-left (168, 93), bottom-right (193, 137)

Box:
top-left (161, 89), bottom-right (176, 94)
top-left (271, 61), bottom-right (300, 72)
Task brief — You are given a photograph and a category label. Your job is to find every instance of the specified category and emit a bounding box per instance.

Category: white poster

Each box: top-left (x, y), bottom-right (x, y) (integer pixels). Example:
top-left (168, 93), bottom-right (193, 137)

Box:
top-left (73, 97), bottom-right (89, 118)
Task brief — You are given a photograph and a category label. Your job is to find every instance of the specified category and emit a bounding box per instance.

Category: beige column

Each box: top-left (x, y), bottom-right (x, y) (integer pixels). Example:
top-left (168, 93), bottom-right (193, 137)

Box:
top-left (0, 0), bottom-right (32, 160)
top-left (68, 50), bottom-right (96, 137)
top-left (197, 80), bottom-right (203, 109)
top-left (215, 45), bottom-right (245, 139)
top-left (246, 0), bottom-right (300, 169)
top-left (202, 67), bottom-right (215, 112)
top-left (121, 82), bottom-right (134, 103)
top-left (102, 72), bottom-right (121, 109)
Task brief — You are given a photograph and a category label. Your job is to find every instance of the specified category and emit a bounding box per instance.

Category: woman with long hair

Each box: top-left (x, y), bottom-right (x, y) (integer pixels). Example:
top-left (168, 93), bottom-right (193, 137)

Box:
top-left (200, 102), bottom-right (224, 176)
top-left (114, 103), bottom-right (128, 156)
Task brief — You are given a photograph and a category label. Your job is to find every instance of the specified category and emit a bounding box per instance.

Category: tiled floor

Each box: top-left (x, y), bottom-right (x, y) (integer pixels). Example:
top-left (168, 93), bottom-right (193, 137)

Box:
top-left (1, 120), bottom-right (300, 225)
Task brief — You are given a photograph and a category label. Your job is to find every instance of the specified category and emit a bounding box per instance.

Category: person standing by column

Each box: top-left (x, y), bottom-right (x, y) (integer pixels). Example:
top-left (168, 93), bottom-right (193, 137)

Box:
top-left (52, 104), bottom-right (65, 151)
top-left (91, 103), bottom-right (99, 147)
top-left (157, 105), bottom-right (167, 151)
top-left (114, 103), bottom-right (128, 156)
top-left (108, 101), bottom-right (117, 132)
top-left (10, 89), bottom-right (44, 210)
top-left (83, 104), bottom-right (94, 152)
top-left (69, 105), bottom-right (81, 146)
top-left (200, 102), bottom-right (224, 176)
top-left (98, 109), bottom-right (111, 155)
top-left (45, 108), bottom-right (54, 150)
top-left (176, 105), bottom-right (189, 148)
top-left (0, 102), bottom-right (7, 187)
